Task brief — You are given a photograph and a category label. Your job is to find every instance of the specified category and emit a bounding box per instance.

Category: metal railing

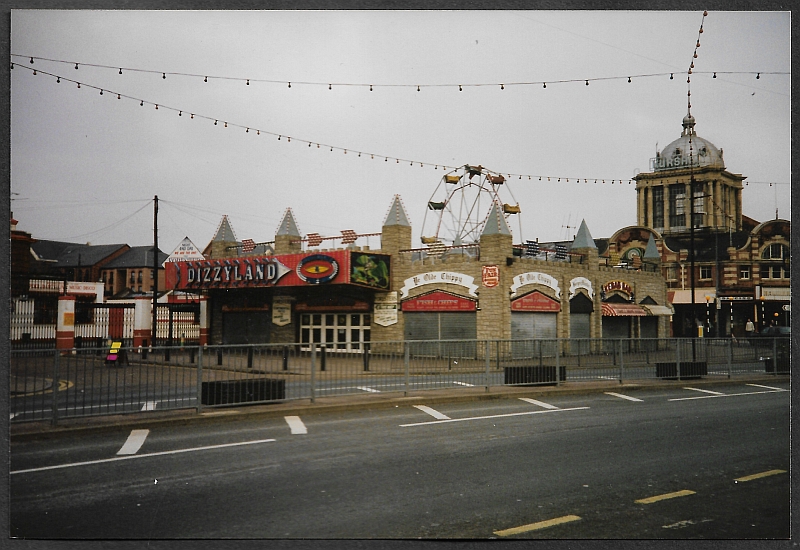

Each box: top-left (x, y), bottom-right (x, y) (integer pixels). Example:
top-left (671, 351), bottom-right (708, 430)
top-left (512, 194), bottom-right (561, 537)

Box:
top-left (9, 337), bottom-right (789, 425)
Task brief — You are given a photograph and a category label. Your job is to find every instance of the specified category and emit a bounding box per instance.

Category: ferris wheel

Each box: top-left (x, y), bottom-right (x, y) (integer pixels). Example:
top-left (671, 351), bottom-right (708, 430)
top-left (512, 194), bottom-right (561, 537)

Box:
top-left (420, 164), bottom-right (522, 247)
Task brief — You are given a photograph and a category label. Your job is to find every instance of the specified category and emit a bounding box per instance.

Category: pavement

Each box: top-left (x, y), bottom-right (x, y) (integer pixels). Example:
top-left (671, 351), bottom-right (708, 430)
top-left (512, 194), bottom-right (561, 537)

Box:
top-left (8, 373), bottom-right (789, 441)
top-left (10, 375), bottom-right (52, 395)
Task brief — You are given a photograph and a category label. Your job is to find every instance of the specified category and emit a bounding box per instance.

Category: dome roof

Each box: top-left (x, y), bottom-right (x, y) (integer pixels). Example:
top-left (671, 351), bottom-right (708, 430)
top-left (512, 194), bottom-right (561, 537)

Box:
top-left (653, 114), bottom-right (725, 172)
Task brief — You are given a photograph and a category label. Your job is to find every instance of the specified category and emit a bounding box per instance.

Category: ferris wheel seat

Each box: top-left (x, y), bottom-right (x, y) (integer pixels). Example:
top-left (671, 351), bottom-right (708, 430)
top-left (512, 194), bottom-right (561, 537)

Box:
top-left (489, 175), bottom-right (506, 184)
top-left (503, 203), bottom-right (520, 214)
top-left (421, 236), bottom-right (439, 244)
top-left (428, 201), bottom-right (446, 210)
top-left (444, 175), bottom-right (461, 184)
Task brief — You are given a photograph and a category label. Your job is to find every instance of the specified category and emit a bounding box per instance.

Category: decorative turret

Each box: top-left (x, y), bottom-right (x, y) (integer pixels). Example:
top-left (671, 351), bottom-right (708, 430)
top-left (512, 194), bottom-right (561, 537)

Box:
top-left (274, 208), bottom-right (302, 255)
top-left (571, 219), bottom-right (598, 266)
top-left (479, 201), bottom-right (512, 263)
top-left (380, 195), bottom-right (412, 254)
top-left (210, 215), bottom-right (238, 259)
top-left (643, 233), bottom-right (661, 266)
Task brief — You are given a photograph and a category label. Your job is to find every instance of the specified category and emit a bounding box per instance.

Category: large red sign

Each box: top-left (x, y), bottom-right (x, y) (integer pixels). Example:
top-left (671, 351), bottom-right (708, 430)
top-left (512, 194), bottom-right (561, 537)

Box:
top-left (402, 291), bottom-right (476, 312)
top-left (165, 250), bottom-right (350, 290)
top-left (511, 290), bottom-right (561, 312)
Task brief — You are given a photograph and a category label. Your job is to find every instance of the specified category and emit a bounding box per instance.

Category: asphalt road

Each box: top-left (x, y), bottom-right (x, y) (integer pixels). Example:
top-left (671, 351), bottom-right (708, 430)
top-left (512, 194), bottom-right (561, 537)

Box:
top-left (10, 381), bottom-right (790, 539)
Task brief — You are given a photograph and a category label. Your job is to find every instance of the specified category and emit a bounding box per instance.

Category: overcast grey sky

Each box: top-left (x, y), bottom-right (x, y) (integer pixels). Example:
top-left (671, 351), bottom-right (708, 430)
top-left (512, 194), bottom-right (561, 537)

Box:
top-left (11, 10), bottom-right (791, 253)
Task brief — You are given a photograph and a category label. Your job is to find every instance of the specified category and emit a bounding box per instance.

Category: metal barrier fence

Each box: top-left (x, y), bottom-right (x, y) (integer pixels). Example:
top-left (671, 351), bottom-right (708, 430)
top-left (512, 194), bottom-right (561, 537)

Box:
top-left (9, 337), bottom-right (790, 425)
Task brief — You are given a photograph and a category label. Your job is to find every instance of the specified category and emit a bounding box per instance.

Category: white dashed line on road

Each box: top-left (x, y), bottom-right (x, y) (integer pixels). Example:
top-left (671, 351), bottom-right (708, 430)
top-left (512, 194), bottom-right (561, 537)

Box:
top-left (604, 392), bottom-right (643, 402)
top-left (117, 429), bottom-right (150, 455)
top-left (519, 398), bottom-right (559, 409)
top-left (400, 407), bottom-right (589, 427)
top-left (453, 381), bottom-right (474, 387)
top-left (356, 386), bottom-right (380, 393)
top-left (284, 415), bottom-right (307, 434)
top-left (141, 401), bottom-right (158, 411)
top-left (413, 405), bottom-right (451, 420)
top-left (746, 383), bottom-right (788, 392)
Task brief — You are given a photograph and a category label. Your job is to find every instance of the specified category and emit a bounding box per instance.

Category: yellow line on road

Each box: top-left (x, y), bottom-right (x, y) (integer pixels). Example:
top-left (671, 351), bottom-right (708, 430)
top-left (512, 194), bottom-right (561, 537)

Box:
top-left (635, 489), bottom-right (695, 504)
top-left (735, 469), bottom-right (786, 482)
top-left (494, 515), bottom-right (581, 536)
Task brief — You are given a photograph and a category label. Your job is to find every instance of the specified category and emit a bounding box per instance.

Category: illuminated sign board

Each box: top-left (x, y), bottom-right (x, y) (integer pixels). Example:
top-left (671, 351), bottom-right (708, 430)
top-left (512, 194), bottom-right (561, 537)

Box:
top-left (402, 291), bottom-right (476, 312)
top-left (511, 290), bottom-right (561, 312)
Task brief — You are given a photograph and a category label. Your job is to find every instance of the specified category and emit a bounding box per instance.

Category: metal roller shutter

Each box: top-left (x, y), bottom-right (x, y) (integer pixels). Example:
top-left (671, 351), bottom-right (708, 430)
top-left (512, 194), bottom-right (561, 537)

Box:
top-left (511, 312), bottom-right (558, 358)
top-left (222, 311), bottom-right (271, 344)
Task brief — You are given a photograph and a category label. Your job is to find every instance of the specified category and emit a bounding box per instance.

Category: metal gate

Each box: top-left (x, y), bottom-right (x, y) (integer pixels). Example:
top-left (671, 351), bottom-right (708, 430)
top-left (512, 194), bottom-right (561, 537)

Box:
top-left (73, 303), bottom-right (135, 347)
top-left (157, 302), bottom-right (202, 345)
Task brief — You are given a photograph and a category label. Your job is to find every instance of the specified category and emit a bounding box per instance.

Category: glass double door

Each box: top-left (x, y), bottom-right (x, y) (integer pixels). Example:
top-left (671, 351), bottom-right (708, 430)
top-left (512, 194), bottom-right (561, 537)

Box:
top-left (300, 313), bottom-right (371, 351)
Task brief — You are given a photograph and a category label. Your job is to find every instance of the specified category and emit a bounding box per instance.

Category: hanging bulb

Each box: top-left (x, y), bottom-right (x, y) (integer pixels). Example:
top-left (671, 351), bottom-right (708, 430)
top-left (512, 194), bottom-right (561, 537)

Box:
top-left (141, 100), bottom-right (144, 106)
top-left (417, 85), bottom-right (420, 91)
top-left (687, 77), bottom-right (691, 83)
top-left (585, 80), bottom-right (589, 86)
top-left (547, 177), bottom-right (550, 181)
top-left (696, 40), bottom-right (701, 48)
top-left (670, 73), bottom-right (673, 79)
top-left (317, 144), bottom-right (320, 148)
top-left (155, 104), bottom-right (158, 110)
top-left (77, 82), bottom-right (81, 88)
top-left (329, 84), bottom-right (332, 90)
top-left (543, 82), bottom-right (546, 88)
top-left (191, 113), bottom-right (194, 119)
top-left (288, 82), bottom-right (291, 88)
top-left (30, 57), bottom-right (34, 63)
top-left (246, 79), bottom-right (250, 85)
top-left (628, 76), bottom-right (631, 83)
top-left (117, 94), bottom-right (120, 99)
top-left (119, 68), bottom-right (122, 74)
top-left (75, 63), bottom-right (79, 69)
top-left (99, 89), bottom-right (103, 95)
top-left (500, 84), bottom-right (504, 90)
top-left (459, 85), bottom-right (462, 91)
top-left (756, 73), bottom-right (760, 79)
top-left (257, 130), bottom-right (260, 135)
top-left (369, 85), bottom-right (373, 91)
top-left (204, 76), bottom-right (207, 82)
top-left (703, 10), bottom-right (707, 16)
top-left (688, 69), bottom-right (692, 74)
top-left (385, 157), bottom-right (387, 162)
top-left (246, 127), bottom-right (248, 132)
top-left (693, 52), bottom-right (697, 58)
top-left (56, 77), bottom-right (60, 83)
top-left (214, 120), bottom-right (218, 125)
top-left (162, 73), bottom-right (166, 79)
top-left (690, 62), bottom-right (694, 68)
top-left (278, 135), bottom-right (281, 140)
top-left (179, 111), bottom-right (182, 116)
top-left (358, 152), bottom-right (361, 157)
top-left (32, 70), bottom-right (36, 75)
top-left (397, 159), bottom-right (399, 163)
top-left (713, 72), bottom-right (717, 78)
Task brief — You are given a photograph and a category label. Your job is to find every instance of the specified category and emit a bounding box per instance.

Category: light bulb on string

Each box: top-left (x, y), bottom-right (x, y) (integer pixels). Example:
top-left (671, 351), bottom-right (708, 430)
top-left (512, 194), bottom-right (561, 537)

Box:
top-left (99, 89), bottom-right (103, 95)
top-left (141, 100), bottom-right (144, 106)
top-left (585, 80), bottom-right (589, 86)
top-left (329, 84), bottom-right (331, 90)
top-left (628, 77), bottom-right (631, 83)
top-left (278, 135), bottom-right (281, 140)
top-left (369, 85), bottom-right (373, 91)
top-left (417, 85), bottom-right (420, 91)
top-left (190, 114), bottom-right (194, 119)
top-left (32, 70), bottom-right (36, 75)
top-left (246, 79), bottom-right (249, 85)
top-left (214, 120), bottom-right (217, 125)
top-left (75, 63), bottom-right (78, 69)
top-left (670, 73), bottom-right (673, 79)
top-left (288, 82), bottom-right (291, 88)
top-left (500, 84), bottom-right (504, 90)
top-left (543, 82), bottom-right (546, 88)
top-left (713, 72), bottom-right (717, 78)
top-left (696, 40), bottom-right (701, 48)
top-left (155, 104), bottom-right (158, 110)
top-left (162, 73), bottom-right (166, 79)
top-left (119, 68), bottom-right (122, 74)
top-left (246, 127), bottom-right (248, 132)
top-left (204, 76), bottom-right (207, 82)
top-left (56, 77), bottom-right (60, 83)
top-left (693, 52), bottom-right (697, 58)
top-left (77, 82), bottom-right (80, 88)
top-left (29, 57), bottom-right (33, 63)
top-left (459, 85), bottom-right (462, 91)
top-left (117, 94), bottom-right (120, 99)
top-left (179, 111), bottom-right (182, 116)
top-left (756, 73), bottom-right (760, 79)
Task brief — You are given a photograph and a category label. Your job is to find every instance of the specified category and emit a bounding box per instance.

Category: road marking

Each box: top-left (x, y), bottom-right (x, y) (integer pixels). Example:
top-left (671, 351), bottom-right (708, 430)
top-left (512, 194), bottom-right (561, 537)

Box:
top-left (284, 415), bottom-right (307, 434)
top-left (400, 407), bottom-right (589, 427)
top-left (141, 401), bottom-right (158, 411)
top-left (684, 387), bottom-right (725, 395)
top-left (604, 392), bottom-right (643, 402)
top-left (9, 413), bottom-right (18, 420)
top-left (453, 381), bottom-right (474, 387)
top-left (518, 398), bottom-right (559, 409)
top-left (117, 429), bottom-right (150, 455)
top-left (735, 469), bottom-right (786, 482)
top-left (494, 515), bottom-right (581, 536)
top-left (746, 383), bottom-right (787, 391)
top-left (669, 389), bottom-right (788, 401)
top-left (11, 438), bottom-right (277, 475)
top-left (413, 405), bottom-right (450, 420)
top-left (635, 489), bottom-right (695, 504)
top-left (356, 386), bottom-right (380, 393)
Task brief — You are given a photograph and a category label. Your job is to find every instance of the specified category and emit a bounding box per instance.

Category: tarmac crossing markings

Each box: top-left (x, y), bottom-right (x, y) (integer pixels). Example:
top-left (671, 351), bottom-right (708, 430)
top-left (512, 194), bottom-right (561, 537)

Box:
top-left (494, 515), bottom-right (582, 536)
top-left (413, 405), bottom-right (450, 420)
top-left (518, 398), bottom-right (559, 409)
top-left (668, 385), bottom-right (789, 402)
top-left (635, 489), bottom-right (696, 504)
top-left (356, 386), bottom-right (380, 393)
top-left (284, 416), bottom-right (307, 435)
top-left (734, 469), bottom-right (786, 483)
top-left (604, 392), bottom-right (643, 402)
top-left (746, 383), bottom-right (788, 392)
top-left (141, 401), bottom-right (158, 411)
top-left (117, 429), bottom-right (150, 455)
top-left (400, 406), bottom-right (589, 427)
top-left (684, 387), bottom-right (726, 396)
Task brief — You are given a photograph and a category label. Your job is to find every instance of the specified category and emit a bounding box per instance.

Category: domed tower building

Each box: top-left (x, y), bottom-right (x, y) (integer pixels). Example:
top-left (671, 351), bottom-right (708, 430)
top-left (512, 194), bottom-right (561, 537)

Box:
top-left (632, 113), bottom-right (790, 337)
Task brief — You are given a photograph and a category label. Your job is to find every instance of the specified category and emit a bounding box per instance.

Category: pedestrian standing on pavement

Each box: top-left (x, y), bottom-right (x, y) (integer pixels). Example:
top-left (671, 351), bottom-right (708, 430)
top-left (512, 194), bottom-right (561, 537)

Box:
top-left (745, 318), bottom-right (755, 337)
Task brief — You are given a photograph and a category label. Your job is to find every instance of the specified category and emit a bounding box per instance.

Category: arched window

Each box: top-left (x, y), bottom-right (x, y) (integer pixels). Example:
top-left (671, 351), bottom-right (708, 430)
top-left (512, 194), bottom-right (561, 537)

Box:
top-left (760, 243), bottom-right (789, 280)
top-left (761, 243), bottom-right (788, 261)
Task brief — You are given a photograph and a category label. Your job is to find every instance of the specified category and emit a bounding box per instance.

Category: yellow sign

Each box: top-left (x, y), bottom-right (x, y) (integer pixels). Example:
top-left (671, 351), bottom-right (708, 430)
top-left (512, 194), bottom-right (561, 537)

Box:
top-left (63, 312), bottom-right (74, 326)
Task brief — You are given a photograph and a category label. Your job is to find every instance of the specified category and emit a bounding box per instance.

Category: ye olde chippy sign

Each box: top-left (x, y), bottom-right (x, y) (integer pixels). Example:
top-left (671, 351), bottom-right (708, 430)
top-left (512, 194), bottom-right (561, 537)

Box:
top-left (482, 265), bottom-right (499, 288)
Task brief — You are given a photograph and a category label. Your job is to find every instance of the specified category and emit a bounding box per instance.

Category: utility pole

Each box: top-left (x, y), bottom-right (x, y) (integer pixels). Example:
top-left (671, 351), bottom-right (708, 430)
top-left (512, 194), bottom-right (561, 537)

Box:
top-left (152, 195), bottom-right (158, 348)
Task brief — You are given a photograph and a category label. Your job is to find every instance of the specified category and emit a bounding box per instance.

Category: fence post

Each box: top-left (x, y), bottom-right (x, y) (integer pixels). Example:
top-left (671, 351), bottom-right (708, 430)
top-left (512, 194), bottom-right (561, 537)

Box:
top-left (282, 346), bottom-right (289, 371)
top-left (196, 346), bottom-right (204, 414)
top-left (310, 343), bottom-right (316, 403)
top-left (555, 339), bottom-right (561, 387)
top-left (217, 347), bottom-right (223, 366)
top-left (772, 337), bottom-right (777, 374)
top-left (485, 340), bottom-right (491, 392)
top-left (727, 337), bottom-right (732, 379)
top-left (320, 345), bottom-right (326, 372)
top-left (619, 338), bottom-right (624, 384)
top-left (676, 338), bottom-right (681, 381)
top-left (363, 342), bottom-right (370, 372)
top-left (51, 350), bottom-right (60, 427)
top-left (404, 342), bottom-right (410, 397)
top-left (247, 345), bottom-right (254, 370)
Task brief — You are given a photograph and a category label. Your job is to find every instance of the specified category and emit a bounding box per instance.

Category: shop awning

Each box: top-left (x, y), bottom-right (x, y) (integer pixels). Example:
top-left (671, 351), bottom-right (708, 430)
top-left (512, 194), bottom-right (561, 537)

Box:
top-left (641, 304), bottom-right (675, 316)
top-left (668, 289), bottom-right (716, 304)
top-left (601, 303), bottom-right (647, 316)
